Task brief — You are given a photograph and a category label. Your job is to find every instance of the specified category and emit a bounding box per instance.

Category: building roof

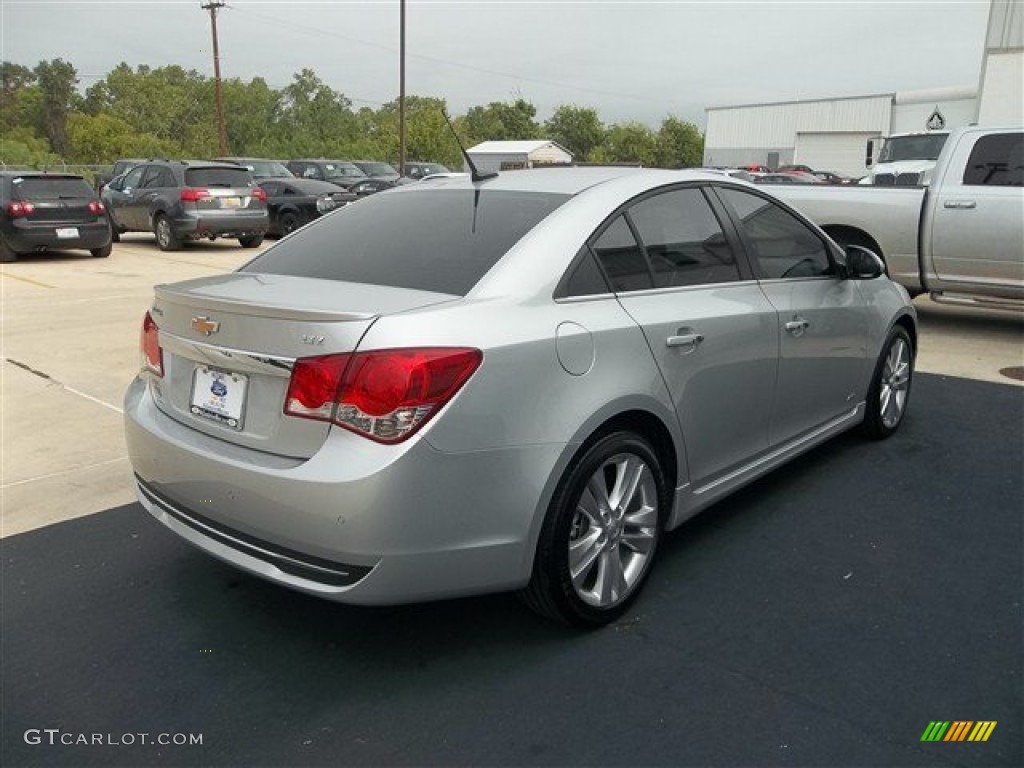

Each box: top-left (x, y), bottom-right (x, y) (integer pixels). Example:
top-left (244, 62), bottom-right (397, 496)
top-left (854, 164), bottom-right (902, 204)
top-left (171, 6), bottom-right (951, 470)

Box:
top-left (467, 140), bottom-right (572, 156)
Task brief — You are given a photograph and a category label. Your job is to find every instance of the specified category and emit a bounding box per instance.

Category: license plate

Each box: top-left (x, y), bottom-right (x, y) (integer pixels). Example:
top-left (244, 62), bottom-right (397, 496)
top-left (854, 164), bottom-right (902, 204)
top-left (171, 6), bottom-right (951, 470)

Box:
top-left (190, 366), bottom-right (248, 430)
top-left (55, 227), bottom-right (79, 239)
top-left (220, 197), bottom-right (242, 208)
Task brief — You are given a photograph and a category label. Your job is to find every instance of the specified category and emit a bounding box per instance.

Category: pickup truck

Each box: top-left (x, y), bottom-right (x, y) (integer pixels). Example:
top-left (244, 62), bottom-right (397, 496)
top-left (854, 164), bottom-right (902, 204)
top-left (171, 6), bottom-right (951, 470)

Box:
top-left (770, 126), bottom-right (1023, 310)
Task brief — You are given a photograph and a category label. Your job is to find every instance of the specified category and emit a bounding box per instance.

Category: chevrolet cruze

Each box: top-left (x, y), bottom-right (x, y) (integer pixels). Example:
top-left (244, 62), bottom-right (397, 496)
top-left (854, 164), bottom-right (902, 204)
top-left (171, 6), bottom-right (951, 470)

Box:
top-left (124, 168), bottom-right (916, 626)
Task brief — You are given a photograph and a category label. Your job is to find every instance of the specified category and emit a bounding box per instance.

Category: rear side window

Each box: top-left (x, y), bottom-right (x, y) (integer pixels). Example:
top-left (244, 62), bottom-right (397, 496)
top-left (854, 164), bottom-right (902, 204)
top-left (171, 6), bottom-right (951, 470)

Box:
top-left (590, 215), bottom-right (651, 292)
top-left (628, 188), bottom-right (740, 287)
top-left (12, 177), bottom-right (92, 199)
top-left (242, 189), bottom-right (569, 296)
top-left (963, 133), bottom-right (1023, 187)
top-left (717, 187), bottom-right (834, 279)
top-left (185, 167), bottom-right (253, 188)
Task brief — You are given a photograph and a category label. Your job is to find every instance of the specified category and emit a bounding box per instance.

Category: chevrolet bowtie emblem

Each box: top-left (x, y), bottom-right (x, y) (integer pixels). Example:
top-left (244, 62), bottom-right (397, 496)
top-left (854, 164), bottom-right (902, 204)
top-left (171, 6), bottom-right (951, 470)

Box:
top-left (191, 316), bottom-right (220, 336)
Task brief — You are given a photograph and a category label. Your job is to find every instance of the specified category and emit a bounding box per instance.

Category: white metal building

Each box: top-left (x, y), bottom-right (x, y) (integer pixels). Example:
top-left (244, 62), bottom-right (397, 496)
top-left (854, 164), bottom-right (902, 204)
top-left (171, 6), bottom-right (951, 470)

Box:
top-left (703, 0), bottom-right (1021, 176)
top-left (466, 140), bottom-right (573, 174)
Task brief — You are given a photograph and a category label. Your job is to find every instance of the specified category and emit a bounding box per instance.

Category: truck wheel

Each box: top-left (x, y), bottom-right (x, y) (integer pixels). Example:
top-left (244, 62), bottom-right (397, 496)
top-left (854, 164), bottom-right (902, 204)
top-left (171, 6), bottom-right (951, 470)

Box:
top-left (521, 431), bottom-right (666, 626)
top-left (862, 326), bottom-right (913, 440)
top-left (154, 214), bottom-right (182, 251)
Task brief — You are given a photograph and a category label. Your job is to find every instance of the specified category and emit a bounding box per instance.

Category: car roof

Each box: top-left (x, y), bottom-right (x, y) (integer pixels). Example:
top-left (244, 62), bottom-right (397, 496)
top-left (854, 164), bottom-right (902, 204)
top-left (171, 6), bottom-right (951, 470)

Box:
top-left (0, 170), bottom-right (85, 179)
top-left (392, 167), bottom-right (729, 196)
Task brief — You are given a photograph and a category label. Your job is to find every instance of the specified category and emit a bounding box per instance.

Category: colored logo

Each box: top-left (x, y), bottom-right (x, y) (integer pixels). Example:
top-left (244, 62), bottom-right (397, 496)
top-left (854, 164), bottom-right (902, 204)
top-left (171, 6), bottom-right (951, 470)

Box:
top-left (210, 379), bottom-right (227, 397)
top-left (921, 721), bottom-right (996, 742)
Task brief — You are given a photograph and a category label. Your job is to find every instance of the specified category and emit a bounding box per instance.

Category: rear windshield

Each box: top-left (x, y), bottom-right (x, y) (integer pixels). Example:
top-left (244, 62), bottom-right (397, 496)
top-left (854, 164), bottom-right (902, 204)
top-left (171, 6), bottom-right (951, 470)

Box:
top-left (243, 161), bottom-right (291, 178)
top-left (185, 167), bottom-right (254, 188)
top-left (241, 189), bottom-right (570, 295)
top-left (322, 163), bottom-right (366, 180)
top-left (357, 162), bottom-right (397, 176)
top-left (12, 176), bottom-right (93, 199)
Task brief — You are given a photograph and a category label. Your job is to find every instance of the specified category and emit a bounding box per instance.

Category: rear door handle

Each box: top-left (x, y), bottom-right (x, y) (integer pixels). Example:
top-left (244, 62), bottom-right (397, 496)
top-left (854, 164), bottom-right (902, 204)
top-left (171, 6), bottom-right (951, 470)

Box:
top-left (943, 200), bottom-right (976, 209)
top-left (784, 318), bottom-right (810, 335)
top-left (666, 332), bottom-right (704, 349)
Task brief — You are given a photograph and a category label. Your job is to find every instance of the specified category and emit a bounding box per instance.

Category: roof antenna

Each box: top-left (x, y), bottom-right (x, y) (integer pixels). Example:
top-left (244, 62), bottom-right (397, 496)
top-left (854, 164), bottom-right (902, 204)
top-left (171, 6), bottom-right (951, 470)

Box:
top-left (441, 109), bottom-right (497, 183)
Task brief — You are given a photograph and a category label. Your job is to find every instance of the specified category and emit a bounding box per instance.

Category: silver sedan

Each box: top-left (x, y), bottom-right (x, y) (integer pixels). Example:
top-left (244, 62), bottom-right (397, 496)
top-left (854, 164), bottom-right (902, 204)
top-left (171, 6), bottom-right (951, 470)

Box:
top-left (124, 168), bottom-right (916, 626)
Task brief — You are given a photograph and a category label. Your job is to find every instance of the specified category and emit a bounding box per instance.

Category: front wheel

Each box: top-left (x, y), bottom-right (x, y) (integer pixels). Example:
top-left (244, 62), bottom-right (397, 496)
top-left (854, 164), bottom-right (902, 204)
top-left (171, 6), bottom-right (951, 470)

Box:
top-left (521, 431), bottom-right (666, 626)
top-left (862, 326), bottom-right (913, 439)
top-left (238, 235), bottom-right (263, 248)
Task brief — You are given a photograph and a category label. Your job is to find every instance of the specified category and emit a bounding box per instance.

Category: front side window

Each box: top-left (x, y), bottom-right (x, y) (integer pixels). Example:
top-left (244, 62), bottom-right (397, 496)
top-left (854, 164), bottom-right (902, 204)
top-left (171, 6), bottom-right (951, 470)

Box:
top-left (963, 133), bottom-right (1023, 187)
top-left (122, 166), bottom-right (145, 189)
top-left (628, 188), bottom-right (740, 288)
top-left (717, 187), bottom-right (833, 279)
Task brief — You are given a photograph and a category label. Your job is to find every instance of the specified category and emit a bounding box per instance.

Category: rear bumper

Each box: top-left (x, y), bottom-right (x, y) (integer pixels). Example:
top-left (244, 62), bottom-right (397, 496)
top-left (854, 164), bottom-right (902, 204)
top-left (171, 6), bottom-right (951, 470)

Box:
top-left (172, 210), bottom-right (268, 239)
top-left (3, 220), bottom-right (111, 252)
top-left (124, 377), bottom-right (562, 604)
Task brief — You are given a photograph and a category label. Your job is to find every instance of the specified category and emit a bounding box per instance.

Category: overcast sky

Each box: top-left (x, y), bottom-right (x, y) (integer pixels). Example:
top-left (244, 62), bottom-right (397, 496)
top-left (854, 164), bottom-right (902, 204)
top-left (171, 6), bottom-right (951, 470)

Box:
top-left (0, 0), bottom-right (993, 127)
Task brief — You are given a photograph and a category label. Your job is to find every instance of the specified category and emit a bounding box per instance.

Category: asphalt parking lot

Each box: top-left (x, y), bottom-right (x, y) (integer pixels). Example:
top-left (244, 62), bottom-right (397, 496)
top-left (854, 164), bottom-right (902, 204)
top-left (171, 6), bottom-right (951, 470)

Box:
top-left (2, 238), bottom-right (1023, 766)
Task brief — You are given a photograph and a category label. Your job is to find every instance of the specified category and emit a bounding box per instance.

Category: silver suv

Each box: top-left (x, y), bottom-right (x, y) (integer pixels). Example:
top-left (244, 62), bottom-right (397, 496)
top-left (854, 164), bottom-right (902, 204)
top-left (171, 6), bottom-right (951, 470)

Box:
top-left (102, 160), bottom-right (269, 251)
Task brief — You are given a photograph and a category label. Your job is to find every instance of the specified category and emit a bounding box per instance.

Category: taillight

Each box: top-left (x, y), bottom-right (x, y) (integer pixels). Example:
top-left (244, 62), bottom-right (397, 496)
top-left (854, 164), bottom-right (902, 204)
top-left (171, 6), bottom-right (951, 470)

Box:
top-left (6, 200), bottom-right (35, 217)
top-left (141, 312), bottom-right (163, 377)
top-left (284, 347), bottom-right (482, 444)
top-left (88, 199), bottom-right (105, 215)
top-left (180, 187), bottom-right (211, 202)
top-left (251, 186), bottom-right (267, 202)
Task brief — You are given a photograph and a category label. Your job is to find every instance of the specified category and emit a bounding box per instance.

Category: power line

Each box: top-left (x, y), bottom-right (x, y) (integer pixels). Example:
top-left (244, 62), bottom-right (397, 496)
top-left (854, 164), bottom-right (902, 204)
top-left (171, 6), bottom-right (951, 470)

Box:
top-left (229, 5), bottom-right (652, 105)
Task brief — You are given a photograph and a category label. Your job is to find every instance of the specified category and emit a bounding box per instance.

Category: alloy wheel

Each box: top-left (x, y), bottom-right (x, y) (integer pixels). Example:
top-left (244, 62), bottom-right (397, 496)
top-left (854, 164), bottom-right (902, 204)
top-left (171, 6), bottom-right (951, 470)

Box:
top-left (880, 337), bottom-right (911, 428)
top-left (568, 453), bottom-right (659, 608)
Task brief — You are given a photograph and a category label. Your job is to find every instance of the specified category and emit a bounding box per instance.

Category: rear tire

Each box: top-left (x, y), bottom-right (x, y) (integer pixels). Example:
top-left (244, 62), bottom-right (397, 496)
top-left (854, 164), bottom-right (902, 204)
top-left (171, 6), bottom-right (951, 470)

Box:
top-left (521, 431), bottom-right (666, 627)
top-left (154, 214), bottom-right (181, 251)
top-left (91, 243), bottom-right (112, 258)
top-left (108, 214), bottom-right (120, 243)
top-left (280, 212), bottom-right (299, 236)
top-left (862, 326), bottom-right (913, 439)
top-left (238, 235), bottom-right (264, 248)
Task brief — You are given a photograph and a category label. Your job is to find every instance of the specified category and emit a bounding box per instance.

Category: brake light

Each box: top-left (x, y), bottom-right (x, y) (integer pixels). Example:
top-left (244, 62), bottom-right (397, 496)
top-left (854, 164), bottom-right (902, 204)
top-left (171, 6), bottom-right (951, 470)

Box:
top-left (6, 200), bottom-right (35, 217)
top-left (180, 187), bottom-right (211, 202)
top-left (251, 186), bottom-right (267, 202)
top-left (284, 347), bottom-right (482, 443)
top-left (141, 312), bottom-right (163, 377)
top-left (88, 199), bottom-right (105, 215)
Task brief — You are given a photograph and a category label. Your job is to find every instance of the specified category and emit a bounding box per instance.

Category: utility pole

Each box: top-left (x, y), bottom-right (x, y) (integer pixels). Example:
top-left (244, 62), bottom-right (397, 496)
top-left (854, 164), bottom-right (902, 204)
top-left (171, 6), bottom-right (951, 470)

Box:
top-left (201, 0), bottom-right (229, 155)
top-left (399, 0), bottom-right (406, 176)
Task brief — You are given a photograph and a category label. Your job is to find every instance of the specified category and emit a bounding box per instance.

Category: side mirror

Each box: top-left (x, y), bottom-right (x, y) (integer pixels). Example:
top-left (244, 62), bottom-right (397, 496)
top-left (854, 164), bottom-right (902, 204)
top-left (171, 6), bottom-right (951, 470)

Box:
top-left (108, 176), bottom-right (124, 192)
top-left (865, 139), bottom-right (874, 168)
top-left (844, 245), bottom-right (885, 279)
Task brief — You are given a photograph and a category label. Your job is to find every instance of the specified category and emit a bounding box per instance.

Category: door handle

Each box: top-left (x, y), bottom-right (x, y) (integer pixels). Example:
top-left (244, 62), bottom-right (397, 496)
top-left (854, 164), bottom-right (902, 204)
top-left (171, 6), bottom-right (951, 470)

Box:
top-left (943, 200), bottom-right (976, 209)
top-left (784, 318), bottom-right (810, 335)
top-left (666, 332), bottom-right (704, 349)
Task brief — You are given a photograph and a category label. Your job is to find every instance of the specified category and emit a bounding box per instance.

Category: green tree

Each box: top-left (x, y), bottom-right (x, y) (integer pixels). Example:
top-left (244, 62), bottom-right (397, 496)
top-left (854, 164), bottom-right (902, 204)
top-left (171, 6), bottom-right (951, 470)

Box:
top-left (544, 105), bottom-right (604, 160)
top-left (277, 69), bottom-right (358, 156)
top-left (598, 121), bottom-right (658, 166)
top-left (33, 58), bottom-right (78, 156)
top-left (65, 113), bottom-right (177, 164)
top-left (654, 116), bottom-right (704, 168)
top-left (462, 98), bottom-right (539, 143)
top-left (0, 61), bottom-right (42, 139)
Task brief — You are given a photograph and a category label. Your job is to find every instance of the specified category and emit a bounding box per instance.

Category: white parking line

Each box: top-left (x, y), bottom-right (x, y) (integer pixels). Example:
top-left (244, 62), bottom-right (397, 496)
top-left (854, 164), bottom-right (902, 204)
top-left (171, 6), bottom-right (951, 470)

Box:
top-left (2, 356), bottom-right (124, 414)
top-left (1, 456), bottom-right (130, 490)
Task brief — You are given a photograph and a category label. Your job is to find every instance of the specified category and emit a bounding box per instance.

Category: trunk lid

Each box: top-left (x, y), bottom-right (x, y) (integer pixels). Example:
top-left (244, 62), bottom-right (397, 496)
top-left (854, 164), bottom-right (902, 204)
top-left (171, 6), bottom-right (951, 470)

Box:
top-left (149, 273), bottom-right (458, 458)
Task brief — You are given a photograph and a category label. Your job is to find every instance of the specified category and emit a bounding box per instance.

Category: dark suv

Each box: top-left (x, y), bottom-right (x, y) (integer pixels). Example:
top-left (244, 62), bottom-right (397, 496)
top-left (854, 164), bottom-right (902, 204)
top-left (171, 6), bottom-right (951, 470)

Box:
top-left (101, 160), bottom-right (268, 251)
top-left (214, 157), bottom-right (294, 181)
top-left (285, 159), bottom-right (368, 189)
top-left (1, 171), bottom-right (112, 262)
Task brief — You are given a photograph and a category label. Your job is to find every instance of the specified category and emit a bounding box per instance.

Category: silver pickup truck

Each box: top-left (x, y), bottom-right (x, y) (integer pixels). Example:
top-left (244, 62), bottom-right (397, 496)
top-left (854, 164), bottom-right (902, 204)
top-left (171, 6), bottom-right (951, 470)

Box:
top-left (771, 126), bottom-right (1023, 310)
